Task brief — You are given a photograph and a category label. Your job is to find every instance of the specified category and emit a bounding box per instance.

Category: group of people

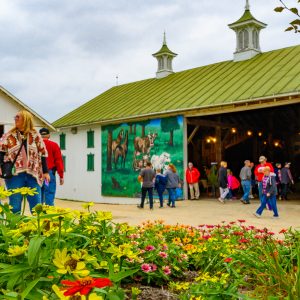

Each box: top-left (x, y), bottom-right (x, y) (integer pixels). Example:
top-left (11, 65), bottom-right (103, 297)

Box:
top-left (0, 110), bottom-right (64, 213)
top-left (137, 162), bottom-right (180, 209)
top-left (138, 155), bottom-right (295, 218)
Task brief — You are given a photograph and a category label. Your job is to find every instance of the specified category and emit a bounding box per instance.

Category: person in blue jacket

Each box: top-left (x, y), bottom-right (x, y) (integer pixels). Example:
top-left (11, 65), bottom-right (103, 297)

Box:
top-left (154, 169), bottom-right (167, 208)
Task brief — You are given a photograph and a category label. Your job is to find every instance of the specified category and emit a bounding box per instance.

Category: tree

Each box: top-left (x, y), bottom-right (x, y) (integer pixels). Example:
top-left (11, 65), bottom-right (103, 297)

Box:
top-left (161, 116), bottom-right (180, 146)
top-left (275, 0), bottom-right (300, 33)
top-left (136, 120), bottom-right (150, 137)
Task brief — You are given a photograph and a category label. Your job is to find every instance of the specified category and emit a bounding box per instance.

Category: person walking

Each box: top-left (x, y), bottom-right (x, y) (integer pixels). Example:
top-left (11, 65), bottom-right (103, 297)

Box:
top-left (0, 110), bottom-right (50, 213)
top-left (185, 162), bottom-right (200, 200)
top-left (254, 156), bottom-right (274, 206)
top-left (165, 163), bottom-right (180, 208)
top-left (137, 162), bottom-right (156, 210)
top-left (227, 169), bottom-right (240, 199)
top-left (218, 161), bottom-right (229, 203)
top-left (274, 163), bottom-right (282, 200)
top-left (39, 128), bottom-right (64, 206)
top-left (239, 160), bottom-right (252, 204)
top-left (281, 162), bottom-right (294, 200)
top-left (253, 166), bottom-right (279, 218)
top-left (154, 169), bottom-right (167, 208)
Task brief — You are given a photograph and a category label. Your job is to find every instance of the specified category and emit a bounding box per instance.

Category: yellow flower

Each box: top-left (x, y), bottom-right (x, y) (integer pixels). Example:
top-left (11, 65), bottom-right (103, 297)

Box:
top-left (13, 187), bottom-right (38, 196)
top-left (106, 243), bottom-right (139, 260)
top-left (169, 281), bottom-right (190, 291)
top-left (8, 244), bottom-right (28, 257)
top-left (0, 186), bottom-right (12, 199)
top-left (85, 225), bottom-right (98, 235)
top-left (81, 202), bottom-right (94, 209)
top-left (96, 211), bottom-right (113, 221)
top-left (53, 248), bottom-right (90, 277)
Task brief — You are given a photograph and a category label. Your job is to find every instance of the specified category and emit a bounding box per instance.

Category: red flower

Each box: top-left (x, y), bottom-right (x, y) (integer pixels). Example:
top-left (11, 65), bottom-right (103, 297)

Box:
top-left (224, 257), bottom-right (233, 263)
top-left (279, 229), bottom-right (287, 234)
top-left (237, 219), bottom-right (246, 223)
top-left (233, 231), bottom-right (244, 236)
top-left (61, 277), bottom-right (112, 296)
top-left (239, 238), bottom-right (249, 243)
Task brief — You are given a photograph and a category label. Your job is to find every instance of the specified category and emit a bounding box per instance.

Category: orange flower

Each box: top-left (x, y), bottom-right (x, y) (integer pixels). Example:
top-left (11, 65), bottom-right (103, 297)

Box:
top-left (61, 277), bottom-right (112, 296)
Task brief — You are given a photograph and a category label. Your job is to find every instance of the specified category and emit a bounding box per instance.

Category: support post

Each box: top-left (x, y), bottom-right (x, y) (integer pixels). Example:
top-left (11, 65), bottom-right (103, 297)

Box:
top-left (215, 126), bottom-right (222, 162)
top-left (183, 117), bottom-right (188, 200)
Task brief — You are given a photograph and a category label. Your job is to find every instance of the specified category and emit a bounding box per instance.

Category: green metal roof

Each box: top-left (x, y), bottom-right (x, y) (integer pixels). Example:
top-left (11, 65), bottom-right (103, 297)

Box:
top-left (228, 9), bottom-right (266, 27)
top-left (152, 43), bottom-right (177, 57)
top-left (53, 44), bottom-right (300, 128)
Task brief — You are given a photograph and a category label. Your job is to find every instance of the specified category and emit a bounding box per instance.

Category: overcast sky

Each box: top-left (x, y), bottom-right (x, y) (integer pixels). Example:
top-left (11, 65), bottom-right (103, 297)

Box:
top-left (0, 0), bottom-right (299, 122)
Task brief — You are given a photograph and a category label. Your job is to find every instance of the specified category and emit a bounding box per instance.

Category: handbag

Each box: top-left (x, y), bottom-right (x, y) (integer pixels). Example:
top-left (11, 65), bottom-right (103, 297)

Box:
top-left (0, 140), bottom-right (24, 179)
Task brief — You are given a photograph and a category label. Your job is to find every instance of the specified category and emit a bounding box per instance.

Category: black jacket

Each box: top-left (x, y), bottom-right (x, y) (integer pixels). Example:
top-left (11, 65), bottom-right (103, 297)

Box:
top-left (262, 175), bottom-right (277, 196)
top-left (218, 166), bottom-right (228, 188)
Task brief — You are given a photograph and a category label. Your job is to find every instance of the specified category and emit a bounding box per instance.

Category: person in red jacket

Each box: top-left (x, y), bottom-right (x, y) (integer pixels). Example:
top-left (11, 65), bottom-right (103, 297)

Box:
top-left (39, 128), bottom-right (64, 206)
top-left (186, 162), bottom-right (200, 200)
top-left (254, 155), bottom-right (274, 205)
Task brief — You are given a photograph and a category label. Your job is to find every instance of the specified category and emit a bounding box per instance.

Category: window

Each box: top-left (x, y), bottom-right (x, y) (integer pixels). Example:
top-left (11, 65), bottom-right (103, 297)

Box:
top-left (87, 130), bottom-right (94, 148)
top-left (252, 30), bottom-right (258, 49)
top-left (87, 153), bottom-right (94, 171)
top-left (60, 133), bottom-right (66, 150)
top-left (238, 29), bottom-right (249, 50)
top-left (62, 155), bottom-right (66, 172)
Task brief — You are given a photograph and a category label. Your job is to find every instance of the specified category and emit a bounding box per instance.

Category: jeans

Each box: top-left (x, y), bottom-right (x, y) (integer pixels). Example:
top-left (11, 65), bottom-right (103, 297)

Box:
top-left (157, 189), bottom-right (164, 207)
top-left (5, 172), bottom-right (41, 214)
top-left (219, 187), bottom-right (229, 200)
top-left (241, 180), bottom-right (251, 202)
top-left (256, 194), bottom-right (278, 217)
top-left (140, 187), bottom-right (153, 209)
top-left (41, 169), bottom-right (56, 206)
top-left (258, 181), bottom-right (272, 210)
top-left (167, 188), bottom-right (176, 207)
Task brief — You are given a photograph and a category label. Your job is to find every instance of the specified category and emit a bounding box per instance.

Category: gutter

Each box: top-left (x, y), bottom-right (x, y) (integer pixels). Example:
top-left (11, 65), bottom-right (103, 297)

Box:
top-left (54, 91), bottom-right (300, 129)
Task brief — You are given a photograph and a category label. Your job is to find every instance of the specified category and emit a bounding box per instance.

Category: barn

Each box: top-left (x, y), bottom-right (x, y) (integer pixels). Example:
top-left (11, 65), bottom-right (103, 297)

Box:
top-left (52, 3), bottom-right (300, 203)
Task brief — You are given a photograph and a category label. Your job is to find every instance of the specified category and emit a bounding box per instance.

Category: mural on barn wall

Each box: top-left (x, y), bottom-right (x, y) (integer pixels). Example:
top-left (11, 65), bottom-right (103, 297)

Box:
top-left (101, 116), bottom-right (184, 198)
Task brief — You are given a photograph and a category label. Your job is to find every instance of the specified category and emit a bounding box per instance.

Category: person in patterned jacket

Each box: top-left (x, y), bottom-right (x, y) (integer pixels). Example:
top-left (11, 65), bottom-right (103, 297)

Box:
top-left (0, 110), bottom-right (50, 213)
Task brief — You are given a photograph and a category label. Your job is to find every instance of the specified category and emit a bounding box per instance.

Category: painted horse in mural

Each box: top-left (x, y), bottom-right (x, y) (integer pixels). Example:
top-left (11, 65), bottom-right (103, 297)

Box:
top-left (112, 128), bottom-right (124, 158)
top-left (114, 130), bottom-right (128, 169)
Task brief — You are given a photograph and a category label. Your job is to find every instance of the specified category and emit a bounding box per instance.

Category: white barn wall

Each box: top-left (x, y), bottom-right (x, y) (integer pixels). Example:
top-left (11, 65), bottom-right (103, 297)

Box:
top-left (51, 125), bottom-right (102, 202)
top-left (0, 91), bottom-right (49, 132)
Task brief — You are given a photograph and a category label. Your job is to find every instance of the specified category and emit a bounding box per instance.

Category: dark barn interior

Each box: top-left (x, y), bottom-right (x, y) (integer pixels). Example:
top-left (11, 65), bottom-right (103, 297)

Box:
top-left (187, 103), bottom-right (300, 181)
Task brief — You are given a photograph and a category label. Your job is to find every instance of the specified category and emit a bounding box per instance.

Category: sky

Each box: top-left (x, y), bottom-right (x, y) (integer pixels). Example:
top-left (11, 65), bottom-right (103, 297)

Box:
top-left (0, 0), bottom-right (299, 122)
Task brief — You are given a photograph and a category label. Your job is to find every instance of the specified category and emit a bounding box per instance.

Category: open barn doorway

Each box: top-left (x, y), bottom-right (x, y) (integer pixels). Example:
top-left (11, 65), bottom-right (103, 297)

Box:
top-left (187, 103), bottom-right (300, 198)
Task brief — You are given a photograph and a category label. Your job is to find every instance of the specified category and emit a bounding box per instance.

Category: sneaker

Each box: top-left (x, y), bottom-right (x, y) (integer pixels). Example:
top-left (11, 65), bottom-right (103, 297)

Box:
top-left (150, 208), bottom-right (154, 210)
top-left (167, 203), bottom-right (170, 207)
top-left (249, 195), bottom-right (254, 199)
top-left (171, 205), bottom-right (176, 208)
top-left (272, 215), bottom-right (280, 219)
top-left (253, 212), bottom-right (261, 218)
top-left (137, 205), bottom-right (144, 209)
top-left (159, 206), bottom-right (163, 208)
top-left (218, 198), bottom-right (225, 204)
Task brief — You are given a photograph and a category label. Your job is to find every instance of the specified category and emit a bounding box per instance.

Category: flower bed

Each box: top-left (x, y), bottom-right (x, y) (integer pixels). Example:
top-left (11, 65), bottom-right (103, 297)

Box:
top-left (0, 188), bottom-right (299, 299)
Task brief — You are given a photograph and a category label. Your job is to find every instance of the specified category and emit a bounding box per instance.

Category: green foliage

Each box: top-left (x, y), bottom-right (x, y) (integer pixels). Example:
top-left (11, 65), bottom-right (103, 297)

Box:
top-left (160, 116), bottom-right (180, 133)
top-left (275, 0), bottom-right (300, 33)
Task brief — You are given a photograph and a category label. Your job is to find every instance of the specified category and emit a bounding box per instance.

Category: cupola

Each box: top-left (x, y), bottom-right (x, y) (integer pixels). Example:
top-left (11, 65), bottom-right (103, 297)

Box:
top-left (228, 0), bottom-right (267, 62)
top-left (152, 32), bottom-right (177, 79)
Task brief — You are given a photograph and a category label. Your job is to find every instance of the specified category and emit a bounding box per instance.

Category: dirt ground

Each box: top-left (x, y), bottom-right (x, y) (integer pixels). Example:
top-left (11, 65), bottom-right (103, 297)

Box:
top-left (55, 197), bottom-right (300, 234)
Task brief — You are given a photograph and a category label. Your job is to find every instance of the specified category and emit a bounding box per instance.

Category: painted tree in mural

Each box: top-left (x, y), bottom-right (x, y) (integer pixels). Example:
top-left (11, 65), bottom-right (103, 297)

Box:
top-left (161, 116), bottom-right (180, 146)
top-left (136, 120), bottom-right (150, 137)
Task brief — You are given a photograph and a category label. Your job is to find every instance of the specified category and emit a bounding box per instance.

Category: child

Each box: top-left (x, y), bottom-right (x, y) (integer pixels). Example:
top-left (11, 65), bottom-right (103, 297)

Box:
top-left (253, 166), bottom-right (279, 218)
top-left (227, 169), bottom-right (240, 199)
top-left (154, 169), bottom-right (167, 208)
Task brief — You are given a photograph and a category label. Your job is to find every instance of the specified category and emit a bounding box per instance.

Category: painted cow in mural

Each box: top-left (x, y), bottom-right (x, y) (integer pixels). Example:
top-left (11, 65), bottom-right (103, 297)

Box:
top-left (133, 133), bottom-right (158, 156)
top-left (151, 152), bottom-right (171, 171)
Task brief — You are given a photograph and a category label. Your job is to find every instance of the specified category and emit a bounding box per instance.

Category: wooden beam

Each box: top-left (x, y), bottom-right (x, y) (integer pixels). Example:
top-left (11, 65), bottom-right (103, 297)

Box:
top-left (187, 119), bottom-right (236, 129)
top-left (215, 126), bottom-right (222, 162)
top-left (187, 125), bottom-right (200, 144)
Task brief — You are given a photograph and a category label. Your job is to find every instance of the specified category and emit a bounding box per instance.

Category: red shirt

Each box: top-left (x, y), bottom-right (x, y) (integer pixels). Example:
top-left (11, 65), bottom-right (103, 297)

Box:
top-left (186, 167), bottom-right (200, 184)
top-left (254, 162), bottom-right (274, 182)
top-left (43, 138), bottom-right (64, 178)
